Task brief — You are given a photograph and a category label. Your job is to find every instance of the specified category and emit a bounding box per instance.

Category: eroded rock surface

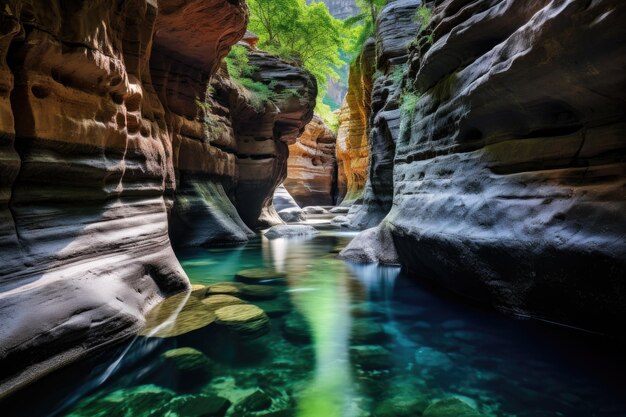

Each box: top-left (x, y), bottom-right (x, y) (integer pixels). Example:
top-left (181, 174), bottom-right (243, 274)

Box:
top-left (351, 0), bottom-right (626, 333)
top-left (0, 0), bottom-right (248, 394)
top-left (284, 116), bottom-right (338, 207)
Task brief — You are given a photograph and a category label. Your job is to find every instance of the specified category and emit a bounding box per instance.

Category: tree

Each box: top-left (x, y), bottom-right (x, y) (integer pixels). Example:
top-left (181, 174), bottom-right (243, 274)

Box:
top-left (248, 0), bottom-right (347, 124)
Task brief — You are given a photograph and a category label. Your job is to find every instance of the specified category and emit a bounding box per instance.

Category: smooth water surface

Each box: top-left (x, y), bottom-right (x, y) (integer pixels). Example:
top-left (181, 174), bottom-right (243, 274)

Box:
top-left (4, 229), bottom-right (626, 417)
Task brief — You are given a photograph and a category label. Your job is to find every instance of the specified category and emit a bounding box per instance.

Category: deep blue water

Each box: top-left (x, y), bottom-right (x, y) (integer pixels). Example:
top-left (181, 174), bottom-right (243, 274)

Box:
top-left (3, 229), bottom-right (626, 417)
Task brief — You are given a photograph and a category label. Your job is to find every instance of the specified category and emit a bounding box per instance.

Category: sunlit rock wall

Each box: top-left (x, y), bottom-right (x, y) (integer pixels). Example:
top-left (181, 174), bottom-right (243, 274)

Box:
top-left (233, 48), bottom-right (317, 229)
top-left (151, 0), bottom-right (253, 247)
top-left (336, 39), bottom-right (375, 207)
top-left (347, 0), bottom-right (420, 229)
top-left (348, 0), bottom-right (626, 334)
top-left (0, 0), bottom-right (248, 395)
top-left (284, 115), bottom-right (338, 207)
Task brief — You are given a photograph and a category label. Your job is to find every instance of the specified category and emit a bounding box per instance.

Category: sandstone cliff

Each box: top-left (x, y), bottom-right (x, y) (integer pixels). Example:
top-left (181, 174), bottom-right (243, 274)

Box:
top-left (343, 0), bottom-right (626, 334)
top-left (336, 39), bottom-right (375, 207)
top-left (0, 0), bottom-right (248, 395)
top-left (284, 115), bottom-right (338, 207)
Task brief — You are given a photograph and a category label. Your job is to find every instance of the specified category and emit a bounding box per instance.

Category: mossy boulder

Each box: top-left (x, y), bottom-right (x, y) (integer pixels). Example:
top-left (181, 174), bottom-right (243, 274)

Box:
top-left (234, 390), bottom-right (273, 413)
top-left (205, 282), bottom-right (244, 296)
top-left (161, 394), bottom-right (231, 417)
top-left (66, 384), bottom-right (175, 417)
top-left (422, 398), bottom-right (485, 417)
top-left (215, 304), bottom-right (270, 339)
top-left (140, 294), bottom-right (216, 338)
top-left (240, 284), bottom-right (279, 300)
top-left (202, 294), bottom-right (246, 310)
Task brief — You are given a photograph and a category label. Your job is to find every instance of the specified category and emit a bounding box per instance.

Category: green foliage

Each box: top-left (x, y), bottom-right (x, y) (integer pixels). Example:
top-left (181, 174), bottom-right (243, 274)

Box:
top-left (225, 45), bottom-right (273, 111)
top-left (249, 0), bottom-right (347, 123)
top-left (344, 0), bottom-right (388, 56)
top-left (399, 91), bottom-right (421, 138)
top-left (410, 5), bottom-right (435, 50)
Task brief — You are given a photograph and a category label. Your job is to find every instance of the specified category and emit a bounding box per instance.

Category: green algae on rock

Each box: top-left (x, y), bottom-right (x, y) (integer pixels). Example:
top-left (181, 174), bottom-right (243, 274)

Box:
top-left (201, 295), bottom-right (246, 310)
top-left (140, 294), bottom-right (216, 338)
top-left (214, 304), bottom-right (271, 339)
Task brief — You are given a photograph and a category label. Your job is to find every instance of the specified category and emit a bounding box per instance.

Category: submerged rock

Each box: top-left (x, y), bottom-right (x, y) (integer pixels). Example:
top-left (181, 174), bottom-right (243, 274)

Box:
top-left (264, 225), bottom-right (320, 239)
top-left (67, 384), bottom-right (175, 417)
top-left (234, 389), bottom-right (273, 413)
top-left (140, 294), bottom-right (216, 338)
top-left (206, 282), bottom-right (244, 296)
top-left (240, 285), bottom-right (279, 301)
top-left (214, 304), bottom-right (270, 339)
top-left (235, 268), bottom-right (288, 285)
top-left (164, 394), bottom-right (231, 417)
top-left (159, 348), bottom-right (213, 389)
top-left (350, 345), bottom-right (393, 370)
top-left (414, 347), bottom-right (454, 371)
top-left (282, 312), bottom-right (312, 343)
top-left (202, 295), bottom-right (246, 310)
top-left (422, 398), bottom-right (485, 417)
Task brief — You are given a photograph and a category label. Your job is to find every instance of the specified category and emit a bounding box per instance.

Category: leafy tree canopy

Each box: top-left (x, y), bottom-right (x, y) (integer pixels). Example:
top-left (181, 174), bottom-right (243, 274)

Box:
top-left (248, 0), bottom-right (348, 126)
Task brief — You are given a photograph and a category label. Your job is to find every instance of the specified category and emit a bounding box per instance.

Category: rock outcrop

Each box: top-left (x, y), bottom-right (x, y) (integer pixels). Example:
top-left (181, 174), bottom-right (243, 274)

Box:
top-left (284, 115), bottom-right (338, 207)
top-left (347, 0), bottom-right (420, 229)
top-left (335, 39), bottom-right (375, 206)
top-left (232, 48), bottom-right (317, 228)
top-left (346, 0), bottom-right (626, 334)
top-left (0, 0), bottom-right (248, 395)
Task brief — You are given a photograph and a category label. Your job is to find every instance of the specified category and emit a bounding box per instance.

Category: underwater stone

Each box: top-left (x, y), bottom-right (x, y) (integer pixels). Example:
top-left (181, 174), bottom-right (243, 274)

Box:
top-left (239, 285), bottom-right (279, 301)
top-left (67, 384), bottom-right (175, 417)
top-left (140, 293), bottom-right (216, 338)
top-left (264, 225), bottom-right (320, 239)
top-left (351, 319), bottom-right (388, 344)
top-left (206, 282), bottom-right (244, 296)
top-left (159, 347), bottom-right (213, 389)
top-left (414, 347), bottom-right (454, 371)
top-left (201, 295), bottom-right (246, 310)
top-left (422, 397), bottom-right (485, 417)
top-left (235, 268), bottom-right (288, 285)
top-left (372, 394), bottom-right (430, 417)
top-left (281, 312), bottom-right (312, 343)
top-left (234, 389), bottom-right (273, 413)
top-left (164, 394), bottom-right (231, 417)
top-left (214, 304), bottom-right (271, 339)
top-left (350, 345), bottom-right (393, 370)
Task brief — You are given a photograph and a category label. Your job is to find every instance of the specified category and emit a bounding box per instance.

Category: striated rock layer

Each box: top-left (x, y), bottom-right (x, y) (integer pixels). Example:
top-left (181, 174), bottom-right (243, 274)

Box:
top-left (336, 39), bottom-right (375, 207)
top-left (284, 115), bottom-right (338, 207)
top-left (233, 48), bottom-right (317, 229)
top-left (349, 0), bottom-right (626, 334)
top-left (347, 0), bottom-right (420, 229)
top-left (0, 0), bottom-right (248, 395)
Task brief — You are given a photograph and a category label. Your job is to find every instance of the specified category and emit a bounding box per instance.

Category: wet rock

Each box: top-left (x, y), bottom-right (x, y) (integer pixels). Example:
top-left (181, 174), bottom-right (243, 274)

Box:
top-left (302, 206), bottom-right (329, 214)
top-left (282, 312), bottom-right (311, 343)
top-left (339, 226), bottom-right (399, 265)
top-left (234, 390), bottom-right (273, 413)
top-left (206, 282), bottom-right (244, 296)
top-left (255, 299), bottom-right (293, 318)
top-left (141, 294), bottom-right (216, 338)
top-left (239, 285), bottom-right (279, 301)
top-left (330, 207), bottom-right (350, 214)
top-left (190, 285), bottom-right (209, 298)
top-left (215, 305), bottom-right (270, 339)
top-left (235, 268), bottom-right (288, 285)
top-left (202, 295), bottom-right (246, 310)
top-left (422, 398), bottom-right (485, 417)
top-left (350, 345), bottom-right (393, 370)
top-left (372, 394), bottom-right (430, 417)
top-left (330, 215), bottom-right (350, 227)
top-left (278, 208), bottom-right (307, 223)
top-left (68, 385), bottom-right (174, 417)
top-left (264, 225), bottom-right (320, 239)
top-left (159, 348), bottom-right (213, 390)
top-left (164, 394), bottom-right (231, 417)
top-left (351, 319), bottom-right (388, 344)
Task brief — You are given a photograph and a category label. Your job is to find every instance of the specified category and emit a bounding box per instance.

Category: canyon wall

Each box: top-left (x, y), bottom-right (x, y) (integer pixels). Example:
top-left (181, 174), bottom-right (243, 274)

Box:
top-left (284, 115), bottom-right (338, 207)
top-left (306, 0), bottom-right (360, 20)
top-left (336, 39), bottom-right (375, 206)
top-left (343, 0), bottom-right (626, 335)
top-left (234, 48), bottom-right (317, 228)
top-left (0, 0), bottom-right (251, 395)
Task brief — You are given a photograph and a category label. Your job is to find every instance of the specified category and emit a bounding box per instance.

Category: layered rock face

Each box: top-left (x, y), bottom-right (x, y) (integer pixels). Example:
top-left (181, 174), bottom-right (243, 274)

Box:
top-left (335, 39), bottom-right (375, 206)
top-left (348, 0), bottom-right (626, 334)
top-left (233, 49), bottom-right (317, 228)
top-left (347, 0), bottom-right (420, 229)
top-left (0, 0), bottom-right (248, 395)
top-left (284, 116), bottom-right (338, 207)
top-left (153, 0), bottom-right (253, 247)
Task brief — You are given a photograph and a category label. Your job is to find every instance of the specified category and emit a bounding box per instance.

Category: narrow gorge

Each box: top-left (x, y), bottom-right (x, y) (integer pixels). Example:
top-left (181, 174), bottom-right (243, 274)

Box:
top-left (0, 0), bottom-right (625, 416)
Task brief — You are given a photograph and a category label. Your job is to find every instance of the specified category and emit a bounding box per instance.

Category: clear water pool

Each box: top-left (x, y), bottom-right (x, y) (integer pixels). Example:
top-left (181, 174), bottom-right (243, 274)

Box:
top-left (4, 229), bottom-right (626, 417)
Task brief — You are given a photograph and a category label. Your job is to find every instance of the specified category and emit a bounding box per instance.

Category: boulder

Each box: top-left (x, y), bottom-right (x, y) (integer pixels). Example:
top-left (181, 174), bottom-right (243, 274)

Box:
top-left (140, 294), bottom-right (216, 338)
top-left (339, 226), bottom-right (399, 265)
top-left (235, 268), bottom-right (288, 285)
top-left (214, 304), bottom-right (271, 339)
top-left (264, 225), bottom-right (320, 239)
top-left (422, 398), bottom-right (485, 417)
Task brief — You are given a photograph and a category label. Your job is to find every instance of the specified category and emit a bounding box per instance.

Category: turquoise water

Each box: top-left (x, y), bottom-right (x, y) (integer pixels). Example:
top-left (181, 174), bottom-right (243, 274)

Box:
top-left (3, 229), bottom-right (626, 416)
